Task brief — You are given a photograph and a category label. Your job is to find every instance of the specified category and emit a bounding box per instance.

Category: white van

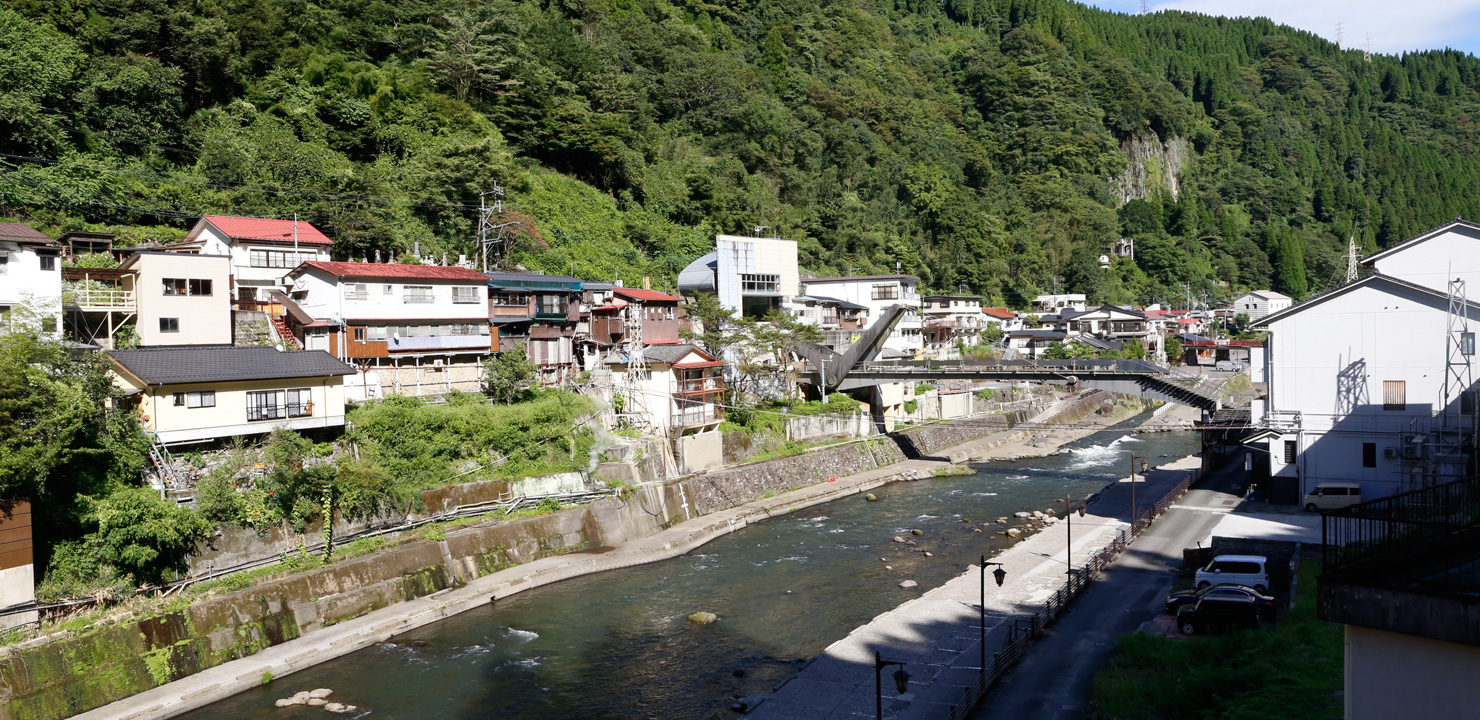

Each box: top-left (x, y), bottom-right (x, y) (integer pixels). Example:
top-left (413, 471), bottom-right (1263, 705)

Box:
top-left (1214, 360), bottom-right (1243, 372)
top-left (1195, 554), bottom-right (1270, 595)
top-left (1303, 483), bottom-right (1362, 512)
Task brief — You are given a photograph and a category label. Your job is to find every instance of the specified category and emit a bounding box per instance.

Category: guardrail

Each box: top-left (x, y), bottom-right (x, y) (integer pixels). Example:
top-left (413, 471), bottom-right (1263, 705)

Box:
top-left (0, 488), bottom-right (618, 627)
top-left (1322, 474), bottom-right (1480, 573)
top-left (944, 466), bottom-right (1200, 719)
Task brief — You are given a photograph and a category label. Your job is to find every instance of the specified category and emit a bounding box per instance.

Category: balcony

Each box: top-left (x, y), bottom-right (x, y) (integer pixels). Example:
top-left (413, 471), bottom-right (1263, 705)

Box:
top-left (62, 284), bottom-right (135, 311)
top-left (343, 291), bottom-right (369, 301)
top-left (402, 293), bottom-right (434, 304)
top-left (673, 401), bottom-right (723, 428)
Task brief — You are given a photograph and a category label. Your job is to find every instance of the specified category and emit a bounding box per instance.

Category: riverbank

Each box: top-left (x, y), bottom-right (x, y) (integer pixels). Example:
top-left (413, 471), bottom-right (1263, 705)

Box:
top-left (65, 395), bottom-right (1153, 720)
top-left (749, 454), bottom-right (1204, 719)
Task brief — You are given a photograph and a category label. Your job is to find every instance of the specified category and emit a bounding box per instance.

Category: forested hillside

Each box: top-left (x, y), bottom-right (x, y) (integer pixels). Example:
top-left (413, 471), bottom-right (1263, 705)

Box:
top-left (7, 0), bottom-right (1480, 304)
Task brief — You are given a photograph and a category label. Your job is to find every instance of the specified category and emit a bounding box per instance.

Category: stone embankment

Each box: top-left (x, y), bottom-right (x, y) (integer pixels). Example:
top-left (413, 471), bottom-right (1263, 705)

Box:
top-left (4, 393), bottom-right (1149, 720)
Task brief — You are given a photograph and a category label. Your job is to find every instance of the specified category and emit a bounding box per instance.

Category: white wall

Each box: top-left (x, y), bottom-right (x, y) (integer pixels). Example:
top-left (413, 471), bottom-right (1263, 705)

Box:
top-left (714, 235), bottom-right (799, 313)
top-left (801, 278), bottom-right (923, 353)
top-left (194, 224), bottom-right (330, 290)
top-left (1371, 228), bottom-right (1480, 294)
top-left (294, 267), bottom-right (488, 324)
top-left (1264, 281), bottom-right (1457, 498)
top-left (128, 253), bottom-right (232, 346)
top-left (0, 241), bottom-right (62, 334)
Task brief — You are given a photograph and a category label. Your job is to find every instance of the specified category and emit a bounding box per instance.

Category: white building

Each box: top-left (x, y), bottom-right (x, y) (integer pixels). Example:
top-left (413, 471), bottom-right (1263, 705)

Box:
top-left (1031, 293), bottom-right (1087, 314)
top-left (800, 274), bottom-right (923, 356)
top-left (284, 261), bottom-right (493, 400)
top-left (1361, 219), bottom-right (1480, 293)
top-left (1256, 274), bottom-right (1478, 502)
top-left (922, 294), bottom-right (985, 357)
top-left (64, 252), bottom-right (233, 348)
top-left (176, 215), bottom-right (334, 301)
top-left (1230, 290), bottom-right (1292, 321)
top-left (677, 235), bottom-right (800, 318)
top-left (0, 223), bottom-right (62, 335)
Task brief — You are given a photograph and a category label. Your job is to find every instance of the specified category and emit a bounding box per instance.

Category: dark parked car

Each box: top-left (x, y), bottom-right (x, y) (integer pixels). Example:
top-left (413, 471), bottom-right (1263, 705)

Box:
top-left (1176, 595), bottom-right (1265, 635)
top-left (1165, 584), bottom-right (1276, 619)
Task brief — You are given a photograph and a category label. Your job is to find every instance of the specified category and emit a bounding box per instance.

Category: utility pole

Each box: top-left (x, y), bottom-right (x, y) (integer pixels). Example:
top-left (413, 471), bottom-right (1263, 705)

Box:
top-left (479, 183), bottom-right (504, 272)
top-left (1336, 18), bottom-right (1345, 48)
top-left (1364, 34), bottom-right (1373, 63)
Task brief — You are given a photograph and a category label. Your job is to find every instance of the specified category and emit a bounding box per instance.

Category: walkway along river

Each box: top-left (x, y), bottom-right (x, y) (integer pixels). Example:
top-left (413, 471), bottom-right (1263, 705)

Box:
top-left (177, 422), bottom-right (1201, 720)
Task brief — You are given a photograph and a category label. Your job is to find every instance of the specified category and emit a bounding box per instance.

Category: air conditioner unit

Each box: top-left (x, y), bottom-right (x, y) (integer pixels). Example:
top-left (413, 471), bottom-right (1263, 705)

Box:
top-left (433, 359), bottom-right (444, 367)
top-left (1383, 446), bottom-right (1398, 459)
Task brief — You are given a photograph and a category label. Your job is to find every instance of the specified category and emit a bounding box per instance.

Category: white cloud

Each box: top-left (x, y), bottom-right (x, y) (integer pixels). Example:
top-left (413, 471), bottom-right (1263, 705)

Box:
top-left (1152, 0), bottom-right (1480, 55)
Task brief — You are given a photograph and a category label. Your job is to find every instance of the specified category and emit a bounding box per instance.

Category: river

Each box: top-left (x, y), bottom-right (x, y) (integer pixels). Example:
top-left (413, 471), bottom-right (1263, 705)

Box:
top-left (178, 421), bottom-right (1200, 720)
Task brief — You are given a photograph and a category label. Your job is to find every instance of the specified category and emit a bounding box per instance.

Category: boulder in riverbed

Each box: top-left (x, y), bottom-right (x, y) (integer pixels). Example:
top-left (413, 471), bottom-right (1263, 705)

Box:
top-left (309, 689), bottom-right (333, 700)
top-left (898, 580), bottom-right (919, 588)
top-left (688, 611), bottom-right (719, 625)
top-left (910, 528), bottom-right (924, 536)
top-left (1014, 511), bottom-right (1031, 519)
top-left (1006, 528), bottom-right (1022, 538)
top-left (865, 493), bottom-right (878, 501)
top-left (893, 536), bottom-right (906, 543)
top-left (307, 699), bottom-right (328, 707)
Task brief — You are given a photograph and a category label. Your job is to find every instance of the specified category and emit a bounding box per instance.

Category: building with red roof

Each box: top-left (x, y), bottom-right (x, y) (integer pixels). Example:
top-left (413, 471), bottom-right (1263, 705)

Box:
top-left (282, 261), bottom-right (494, 400)
top-left (173, 215), bottom-right (336, 301)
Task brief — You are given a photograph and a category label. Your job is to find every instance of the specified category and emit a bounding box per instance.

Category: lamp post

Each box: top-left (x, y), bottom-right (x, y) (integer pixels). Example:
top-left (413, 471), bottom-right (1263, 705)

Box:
top-left (1064, 497), bottom-right (1086, 578)
top-left (1129, 455), bottom-right (1149, 534)
top-left (979, 557), bottom-right (1006, 677)
top-left (874, 650), bottom-right (910, 720)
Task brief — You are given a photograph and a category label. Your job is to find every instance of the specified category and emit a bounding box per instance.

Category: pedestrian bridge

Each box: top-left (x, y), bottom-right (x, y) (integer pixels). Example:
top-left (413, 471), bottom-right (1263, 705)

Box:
top-left (791, 305), bottom-right (1230, 411)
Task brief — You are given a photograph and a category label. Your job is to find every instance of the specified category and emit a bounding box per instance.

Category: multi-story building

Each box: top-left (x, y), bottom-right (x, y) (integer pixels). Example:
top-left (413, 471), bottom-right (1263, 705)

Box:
top-left (109, 346), bottom-right (354, 445)
top-left (981, 307), bottom-right (1023, 334)
top-left (0, 223), bottom-right (62, 335)
top-left (65, 252), bottom-right (233, 348)
top-left (678, 235), bottom-right (800, 318)
top-left (922, 294), bottom-right (985, 355)
top-left (1031, 293), bottom-right (1087, 314)
top-left (485, 271), bottom-right (584, 381)
top-left (174, 215), bottom-right (334, 302)
top-left (800, 274), bottom-right (923, 356)
top-left (606, 343), bottom-right (726, 472)
top-left (588, 288), bottom-right (683, 349)
top-left (284, 261), bottom-right (492, 400)
top-left (1229, 290), bottom-right (1291, 321)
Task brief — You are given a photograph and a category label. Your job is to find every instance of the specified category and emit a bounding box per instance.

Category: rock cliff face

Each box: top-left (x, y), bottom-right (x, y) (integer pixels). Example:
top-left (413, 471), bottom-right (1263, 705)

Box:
top-left (1110, 131), bottom-right (1191, 205)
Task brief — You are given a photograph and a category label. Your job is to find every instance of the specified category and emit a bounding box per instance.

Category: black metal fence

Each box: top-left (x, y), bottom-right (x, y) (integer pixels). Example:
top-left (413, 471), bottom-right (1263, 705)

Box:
top-left (1322, 475), bottom-right (1480, 573)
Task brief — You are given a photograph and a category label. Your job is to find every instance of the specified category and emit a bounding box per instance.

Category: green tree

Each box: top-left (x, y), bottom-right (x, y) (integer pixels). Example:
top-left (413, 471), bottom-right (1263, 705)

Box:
top-left (1164, 336), bottom-right (1183, 366)
top-left (89, 487), bottom-right (209, 584)
top-left (482, 342), bottom-right (537, 404)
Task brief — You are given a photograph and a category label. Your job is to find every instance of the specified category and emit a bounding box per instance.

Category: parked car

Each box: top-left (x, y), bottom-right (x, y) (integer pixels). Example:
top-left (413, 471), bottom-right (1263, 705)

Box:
top-left (1214, 360), bottom-right (1243, 372)
top-left (1303, 482), bottom-right (1363, 512)
top-left (1165, 584), bottom-right (1277, 619)
top-left (1176, 595), bottom-right (1265, 635)
top-left (1195, 555), bottom-right (1270, 594)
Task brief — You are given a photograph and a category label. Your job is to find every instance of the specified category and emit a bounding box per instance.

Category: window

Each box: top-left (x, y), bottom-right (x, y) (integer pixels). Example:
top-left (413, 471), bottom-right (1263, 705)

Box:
top-left (404, 286), bottom-right (433, 303)
top-left (344, 283), bottom-right (368, 300)
top-left (249, 249), bottom-right (317, 269)
top-left (176, 391), bottom-right (216, 408)
top-left (535, 293), bottom-right (569, 315)
top-left (452, 287), bottom-right (481, 304)
top-left (493, 293), bottom-right (527, 307)
top-left (871, 284), bottom-right (900, 300)
top-left (383, 284), bottom-right (394, 295)
top-left (366, 325), bottom-right (388, 341)
top-left (1283, 440), bottom-right (1297, 464)
top-left (40, 256), bottom-right (56, 271)
top-left (1383, 381), bottom-right (1406, 411)
top-left (247, 390), bottom-right (285, 421)
top-left (188, 279), bottom-right (213, 296)
top-left (1362, 442), bottom-right (1376, 468)
top-left (740, 273), bottom-right (780, 293)
top-left (286, 388), bottom-right (312, 417)
top-left (353, 327), bottom-right (366, 342)
top-left (159, 317), bottom-right (179, 333)
top-left (0, 254), bottom-right (7, 273)
top-left (162, 278), bottom-right (188, 296)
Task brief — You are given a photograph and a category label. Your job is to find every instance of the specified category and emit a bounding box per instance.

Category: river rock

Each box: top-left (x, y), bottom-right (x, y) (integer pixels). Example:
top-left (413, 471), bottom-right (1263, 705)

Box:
top-left (865, 493), bottom-right (878, 501)
top-left (906, 540), bottom-right (917, 546)
top-left (1044, 508), bottom-right (1057, 516)
top-left (973, 528), bottom-right (982, 533)
top-left (893, 536), bottom-right (906, 543)
top-left (1044, 516), bottom-right (1058, 525)
top-left (309, 689), bottom-right (333, 700)
top-left (308, 698), bottom-right (328, 707)
top-left (910, 528), bottom-right (924, 536)
top-left (1014, 511), bottom-right (1031, 519)
top-left (687, 611), bottom-right (719, 625)
top-left (1031, 510), bottom-right (1044, 518)
top-left (1006, 528), bottom-right (1022, 538)
top-left (923, 551), bottom-right (933, 557)
top-left (324, 703), bottom-right (347, 714)
top-left (885, 565), bottom-right (893, 570)
top-left (996, 518), bottom-right (1009, 525)
top-left (898, 580), bottom-right (918, 588)
top-left (881, 557), bottom-right (889, 562)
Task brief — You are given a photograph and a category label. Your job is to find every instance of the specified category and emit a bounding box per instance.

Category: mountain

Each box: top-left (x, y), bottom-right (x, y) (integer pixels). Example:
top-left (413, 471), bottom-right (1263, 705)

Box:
top-left (6, 0), bottom-right (1480, 305)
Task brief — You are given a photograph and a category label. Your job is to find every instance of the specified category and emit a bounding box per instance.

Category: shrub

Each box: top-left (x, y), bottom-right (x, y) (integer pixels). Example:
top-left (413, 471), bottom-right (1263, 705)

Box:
top-left (89, 487), bottom-right (211, 584)
top-left (975, 388), bottom-right (996, 401)
top-left (915, 383), bottom-right (935, 395)
top-left (904, 399), bottom-right (919, 414)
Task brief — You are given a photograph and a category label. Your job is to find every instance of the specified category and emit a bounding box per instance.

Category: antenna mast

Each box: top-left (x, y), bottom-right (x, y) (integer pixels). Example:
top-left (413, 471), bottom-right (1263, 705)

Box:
top-left (1364, 34), bottom-right (1373, 63)
top-left (1346, 237), bottom-right (1359, 283)
top-left (1336, 19), bottom-right (1344, 48)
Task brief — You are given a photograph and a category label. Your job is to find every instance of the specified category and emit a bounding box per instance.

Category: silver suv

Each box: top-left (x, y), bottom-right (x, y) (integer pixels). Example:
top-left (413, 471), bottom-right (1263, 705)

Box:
top-left (1195, 555), bottom-right (1270, 595)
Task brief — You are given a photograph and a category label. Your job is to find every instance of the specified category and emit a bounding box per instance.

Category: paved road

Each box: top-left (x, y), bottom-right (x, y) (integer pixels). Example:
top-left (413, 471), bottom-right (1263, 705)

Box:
top-left (969, 456), bottom-right (1249, 720)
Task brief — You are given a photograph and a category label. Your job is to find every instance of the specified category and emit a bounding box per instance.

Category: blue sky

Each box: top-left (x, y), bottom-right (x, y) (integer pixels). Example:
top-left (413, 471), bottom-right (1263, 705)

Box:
top-left (1083, 1), bottom-right (1480, 57)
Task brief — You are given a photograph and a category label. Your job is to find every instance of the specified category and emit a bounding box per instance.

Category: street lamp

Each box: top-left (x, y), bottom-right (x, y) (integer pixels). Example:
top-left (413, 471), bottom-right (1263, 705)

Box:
top-left (979, 557), bottom-right (1006, 676)
top-left (1063, 498), bottom-right (1086, 578)
top-left (874, 650), bottom-right (910, 720)
top-left (1129, 455), bottom-right (1149, 534)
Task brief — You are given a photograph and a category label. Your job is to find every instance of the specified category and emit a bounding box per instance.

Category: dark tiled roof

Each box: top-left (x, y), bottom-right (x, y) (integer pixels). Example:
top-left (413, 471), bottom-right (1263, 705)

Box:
top-left (643, 343), bottom-right (707, 364)
top-left (0, 223), bottom-right (58, 245)
top-left (110, 347), bottom-right (354, 385)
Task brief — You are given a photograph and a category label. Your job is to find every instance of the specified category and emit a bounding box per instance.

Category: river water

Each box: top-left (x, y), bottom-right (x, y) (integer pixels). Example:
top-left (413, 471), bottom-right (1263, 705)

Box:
top-left (179, 422), bottom-right (1200, 720)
